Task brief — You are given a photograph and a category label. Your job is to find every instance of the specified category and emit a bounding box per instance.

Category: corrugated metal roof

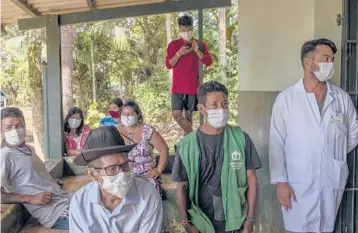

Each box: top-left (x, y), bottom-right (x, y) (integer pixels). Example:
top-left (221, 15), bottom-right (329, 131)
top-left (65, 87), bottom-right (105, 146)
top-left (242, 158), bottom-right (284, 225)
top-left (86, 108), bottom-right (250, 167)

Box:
top-left (1, 0), bottom-right (164, 25)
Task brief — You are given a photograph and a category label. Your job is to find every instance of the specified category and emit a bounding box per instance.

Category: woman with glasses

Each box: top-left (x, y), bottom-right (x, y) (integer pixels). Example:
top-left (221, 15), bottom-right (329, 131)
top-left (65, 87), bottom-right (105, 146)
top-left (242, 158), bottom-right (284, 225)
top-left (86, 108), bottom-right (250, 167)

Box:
top-left (117, 100), bottom-right (169, 200)
top-left (63, 107), bottom-right (91, 157)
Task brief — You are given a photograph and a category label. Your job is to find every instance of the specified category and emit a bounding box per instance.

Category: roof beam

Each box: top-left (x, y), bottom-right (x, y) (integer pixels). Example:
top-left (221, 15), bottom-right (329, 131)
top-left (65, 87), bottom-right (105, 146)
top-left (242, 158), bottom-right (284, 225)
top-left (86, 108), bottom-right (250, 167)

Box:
top-left (18, 0), bottom-right (231, 30)
top-left (10, 0), bottom-right (40, 17)
top-left (86, 0), bottom-right (95, 10)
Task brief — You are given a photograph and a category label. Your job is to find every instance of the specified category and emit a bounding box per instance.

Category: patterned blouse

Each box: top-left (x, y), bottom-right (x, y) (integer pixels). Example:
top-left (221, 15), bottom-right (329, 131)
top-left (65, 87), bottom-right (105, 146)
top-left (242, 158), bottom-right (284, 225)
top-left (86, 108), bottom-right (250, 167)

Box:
top-left (126, 124), bottom-right (157, 175)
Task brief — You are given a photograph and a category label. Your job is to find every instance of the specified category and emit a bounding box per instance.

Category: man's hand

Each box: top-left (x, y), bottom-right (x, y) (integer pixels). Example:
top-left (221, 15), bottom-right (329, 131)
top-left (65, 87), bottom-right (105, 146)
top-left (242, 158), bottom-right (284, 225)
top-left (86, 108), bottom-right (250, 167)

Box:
top-left (184, 224), bottom-right (199, 233)
top-left (277, 182), bottom-right (296, 211)
top-left (192, 40), bottom-right (200, 53)
top-left (29, 192), bottom-right (52, 205)
top-left (178, 46), bottom-right (192, 56)
top-left (242, 220), bottom-right (254, 233)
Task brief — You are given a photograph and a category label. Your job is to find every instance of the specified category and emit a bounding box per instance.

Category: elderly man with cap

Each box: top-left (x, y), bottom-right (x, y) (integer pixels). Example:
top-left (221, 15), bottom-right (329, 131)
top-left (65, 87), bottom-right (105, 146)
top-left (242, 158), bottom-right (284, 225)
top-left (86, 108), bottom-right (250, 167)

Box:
top-left (69, 126), bottom-right (163, 233)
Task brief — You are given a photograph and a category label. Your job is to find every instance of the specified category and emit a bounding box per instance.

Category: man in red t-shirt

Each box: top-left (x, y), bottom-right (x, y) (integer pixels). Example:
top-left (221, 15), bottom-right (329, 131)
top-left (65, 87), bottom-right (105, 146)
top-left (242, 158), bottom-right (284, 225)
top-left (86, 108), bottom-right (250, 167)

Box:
top-left (166, 14), bottom-right (213, 134)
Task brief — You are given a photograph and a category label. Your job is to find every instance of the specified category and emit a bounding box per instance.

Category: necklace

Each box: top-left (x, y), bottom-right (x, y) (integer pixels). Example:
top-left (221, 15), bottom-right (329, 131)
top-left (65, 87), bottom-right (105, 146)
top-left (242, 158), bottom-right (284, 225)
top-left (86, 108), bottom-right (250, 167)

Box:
top-left (15, 145), bottom-right (32, 156)
top-left (127, 125), bottom-right (138, 141)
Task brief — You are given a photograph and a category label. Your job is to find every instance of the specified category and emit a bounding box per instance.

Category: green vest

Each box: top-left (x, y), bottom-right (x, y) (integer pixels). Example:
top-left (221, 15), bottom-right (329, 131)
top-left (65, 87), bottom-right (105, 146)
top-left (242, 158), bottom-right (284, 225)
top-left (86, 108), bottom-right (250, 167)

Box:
top-left (177, 125), bottom-right (248, 233)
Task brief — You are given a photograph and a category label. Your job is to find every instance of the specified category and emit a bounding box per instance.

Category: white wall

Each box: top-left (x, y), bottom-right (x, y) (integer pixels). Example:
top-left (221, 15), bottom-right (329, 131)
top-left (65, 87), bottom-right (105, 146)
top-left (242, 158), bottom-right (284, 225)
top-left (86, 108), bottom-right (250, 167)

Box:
top-left (238, 0), bottom-right (343, 91)
top-left (314, 0), bottom-right (342, 85)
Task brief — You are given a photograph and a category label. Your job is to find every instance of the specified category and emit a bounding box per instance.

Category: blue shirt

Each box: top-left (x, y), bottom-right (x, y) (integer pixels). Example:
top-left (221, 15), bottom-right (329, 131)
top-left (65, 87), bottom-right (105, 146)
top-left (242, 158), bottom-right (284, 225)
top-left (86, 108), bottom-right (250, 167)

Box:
top-left (99, 116), bottom-right (118, 126)
top-left (69, 178), bottom-right (163, 233)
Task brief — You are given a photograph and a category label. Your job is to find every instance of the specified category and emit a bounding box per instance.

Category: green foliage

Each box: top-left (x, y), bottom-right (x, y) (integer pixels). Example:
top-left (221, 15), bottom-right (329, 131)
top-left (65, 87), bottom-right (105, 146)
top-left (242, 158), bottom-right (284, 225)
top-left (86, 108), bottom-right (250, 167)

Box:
top-left (85, 102), bottom-right (106, 128)
top-left (1, 5), bottom-right (239, 127)
top-left (131, 71), bottom-right (172, 125)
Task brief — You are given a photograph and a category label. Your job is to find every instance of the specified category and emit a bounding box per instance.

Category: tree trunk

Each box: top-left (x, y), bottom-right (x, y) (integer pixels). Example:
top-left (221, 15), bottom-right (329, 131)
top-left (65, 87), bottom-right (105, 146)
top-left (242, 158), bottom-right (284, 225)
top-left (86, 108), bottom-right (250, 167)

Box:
top-left (165, 14), bottom-right (172, 78)
top-left (28, 32), bottom-right (44, 159)
top-left (90, 40), bottom-right (96, 103)
top-left (218, 8), bottom-right (227, 84)
top-left (61, 25), bottom-right (74, 114)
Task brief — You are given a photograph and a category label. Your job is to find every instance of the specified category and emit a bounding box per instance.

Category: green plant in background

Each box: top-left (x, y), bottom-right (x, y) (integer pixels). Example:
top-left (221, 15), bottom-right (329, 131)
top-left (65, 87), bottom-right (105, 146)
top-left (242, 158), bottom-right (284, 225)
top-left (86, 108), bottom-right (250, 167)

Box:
top-left (85, 102), bottom-right (106, 128)
top-left (1, 4), bottom-right (239, 149)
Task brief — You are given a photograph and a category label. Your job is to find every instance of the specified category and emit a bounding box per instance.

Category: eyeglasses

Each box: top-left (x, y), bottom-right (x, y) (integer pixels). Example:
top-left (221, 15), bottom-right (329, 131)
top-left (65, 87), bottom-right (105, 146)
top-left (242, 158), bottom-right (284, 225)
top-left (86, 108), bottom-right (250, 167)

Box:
top-left (91, 160), bottom-right (133, 176)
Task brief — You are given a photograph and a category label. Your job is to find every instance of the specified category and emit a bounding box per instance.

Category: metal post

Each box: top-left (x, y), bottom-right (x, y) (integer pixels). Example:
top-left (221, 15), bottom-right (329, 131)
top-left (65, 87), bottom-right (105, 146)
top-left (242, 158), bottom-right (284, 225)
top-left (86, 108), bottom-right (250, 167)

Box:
top-left (42, 62), bottom-right (50, 158)
top-left (45, 15), bottom-right (64, 159)
top-left (198, 8), bottom-right (204, 125)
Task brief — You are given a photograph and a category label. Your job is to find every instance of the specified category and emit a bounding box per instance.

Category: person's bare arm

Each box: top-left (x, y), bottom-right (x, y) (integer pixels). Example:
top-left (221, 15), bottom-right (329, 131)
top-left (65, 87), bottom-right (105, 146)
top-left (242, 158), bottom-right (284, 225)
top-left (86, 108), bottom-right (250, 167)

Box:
top-left (1, 190), bottom-right (31, 204)
top-left (1, 189), bottom-right (52, 205)
top-left (169, 46), bottom-right (192, 67)
top-left (66, 149), bottom-right (80, 157)
top-left (176, 181), bottom-right (189, 220)
top-left (246, 169), bottom-right (258, 217)
top-left (241, 169), bottom-right (259, 233)
top-left (150, 129), bottom-right (169, 174)
top-left (169, 53), bottom-right (181, 67)
top-left (176, 182), bottom-right (199, 233)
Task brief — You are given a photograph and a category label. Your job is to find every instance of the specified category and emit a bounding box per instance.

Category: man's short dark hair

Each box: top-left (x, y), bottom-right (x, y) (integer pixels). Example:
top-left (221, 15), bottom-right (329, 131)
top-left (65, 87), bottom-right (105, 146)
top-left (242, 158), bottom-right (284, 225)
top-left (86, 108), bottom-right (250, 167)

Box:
top-left (178, 14), bottom-right (193, 27)
top-left (1, 107), bottom-right (25, 122)
top-left (198, 81), bottom-right (229, 105)
top-left (301, 38), bottom-right (337, 64)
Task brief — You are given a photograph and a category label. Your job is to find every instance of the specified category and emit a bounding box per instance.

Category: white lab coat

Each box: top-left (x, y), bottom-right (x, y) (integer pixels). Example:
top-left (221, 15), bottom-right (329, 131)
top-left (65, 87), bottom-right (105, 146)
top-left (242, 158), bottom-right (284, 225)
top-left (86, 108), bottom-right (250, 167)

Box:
top-left (269, 79), bottom-right (358, 233)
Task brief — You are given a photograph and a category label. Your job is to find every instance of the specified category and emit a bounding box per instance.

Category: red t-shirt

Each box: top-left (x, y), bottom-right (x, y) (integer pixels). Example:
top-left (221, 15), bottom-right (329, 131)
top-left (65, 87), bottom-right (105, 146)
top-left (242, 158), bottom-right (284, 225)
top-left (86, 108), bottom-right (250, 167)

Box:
top-left (165, 38), bottom-right (213, 95)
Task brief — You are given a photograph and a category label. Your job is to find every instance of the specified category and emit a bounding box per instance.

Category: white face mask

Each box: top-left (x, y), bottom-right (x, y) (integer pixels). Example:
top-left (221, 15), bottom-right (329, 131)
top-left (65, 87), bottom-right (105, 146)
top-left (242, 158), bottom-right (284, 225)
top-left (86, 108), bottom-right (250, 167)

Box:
top-left (313, 62), bottom-right (334, 82)
top-left (101, 171), bottom-right (133, 198)
top-left (4, 128), bottom-right (26, 146)
top-left (121, 116), bottom-right (137, 127)
top-left (179, 30), bottom-right (193, 41)
top-left (68, 118), bottom-right (82, 129)
top-left (206, 109), bottom-right (230, 128)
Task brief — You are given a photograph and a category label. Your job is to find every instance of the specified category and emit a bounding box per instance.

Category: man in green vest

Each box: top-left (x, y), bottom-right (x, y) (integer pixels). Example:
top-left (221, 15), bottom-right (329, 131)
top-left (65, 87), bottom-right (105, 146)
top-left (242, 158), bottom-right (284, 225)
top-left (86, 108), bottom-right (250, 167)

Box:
top-left (172, 81), bottom-right (261, 233)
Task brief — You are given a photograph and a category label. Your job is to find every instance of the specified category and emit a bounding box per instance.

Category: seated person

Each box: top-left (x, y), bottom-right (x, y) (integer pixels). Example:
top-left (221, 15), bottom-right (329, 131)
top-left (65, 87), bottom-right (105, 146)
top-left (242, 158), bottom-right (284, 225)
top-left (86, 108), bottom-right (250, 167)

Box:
top-left (64, 107), bottom-right (91, 156)
top-left (0, 107), bottom-right (72, 230)
top-left (100, 97), bottom-right (123, 126)
top-left (117, 100), bottom-right (169, 199)
top-left (70, 126), bottom-right (163, 233)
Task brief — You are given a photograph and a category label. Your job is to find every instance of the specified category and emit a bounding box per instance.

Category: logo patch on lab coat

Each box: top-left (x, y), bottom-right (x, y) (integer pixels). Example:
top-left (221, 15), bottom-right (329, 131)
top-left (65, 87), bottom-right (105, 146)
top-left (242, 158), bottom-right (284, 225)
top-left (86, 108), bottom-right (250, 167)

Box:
top-left (330, 112), bottom-right (344, 124)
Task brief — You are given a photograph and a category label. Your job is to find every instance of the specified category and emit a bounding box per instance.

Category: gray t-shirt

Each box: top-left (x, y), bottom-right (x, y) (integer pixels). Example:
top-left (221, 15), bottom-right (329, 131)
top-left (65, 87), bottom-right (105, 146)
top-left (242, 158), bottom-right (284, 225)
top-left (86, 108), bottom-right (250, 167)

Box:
top-left (172, 130), bottom-right (261, 233)
top-left (0, 146), bottom-right (72, 228)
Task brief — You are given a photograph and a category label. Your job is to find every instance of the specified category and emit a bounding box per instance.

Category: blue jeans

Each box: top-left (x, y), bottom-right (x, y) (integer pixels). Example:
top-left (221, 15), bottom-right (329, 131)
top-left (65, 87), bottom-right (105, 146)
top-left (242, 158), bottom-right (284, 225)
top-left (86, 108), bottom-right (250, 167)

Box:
top-left (52, 215), bottom-right (69, 230)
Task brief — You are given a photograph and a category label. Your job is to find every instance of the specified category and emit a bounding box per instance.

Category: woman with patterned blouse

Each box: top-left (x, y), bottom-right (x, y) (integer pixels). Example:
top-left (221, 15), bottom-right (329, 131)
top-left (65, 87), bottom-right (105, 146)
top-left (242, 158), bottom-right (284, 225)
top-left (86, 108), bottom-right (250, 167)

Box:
top-left (117, 100), bottom-right (169, 199)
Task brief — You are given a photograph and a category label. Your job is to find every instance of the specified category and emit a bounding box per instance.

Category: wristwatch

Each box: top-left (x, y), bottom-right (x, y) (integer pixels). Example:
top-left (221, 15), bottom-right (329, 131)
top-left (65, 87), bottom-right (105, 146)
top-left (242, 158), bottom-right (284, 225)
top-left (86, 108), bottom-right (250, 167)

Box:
top-left (247, 216), bottom-right (256, 223)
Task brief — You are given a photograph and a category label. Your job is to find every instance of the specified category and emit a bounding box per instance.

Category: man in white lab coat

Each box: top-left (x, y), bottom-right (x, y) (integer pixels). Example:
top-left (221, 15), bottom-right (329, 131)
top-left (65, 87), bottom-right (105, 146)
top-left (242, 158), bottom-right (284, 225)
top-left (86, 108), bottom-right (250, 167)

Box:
top-left (269, 38), bottom-right (358, 233)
